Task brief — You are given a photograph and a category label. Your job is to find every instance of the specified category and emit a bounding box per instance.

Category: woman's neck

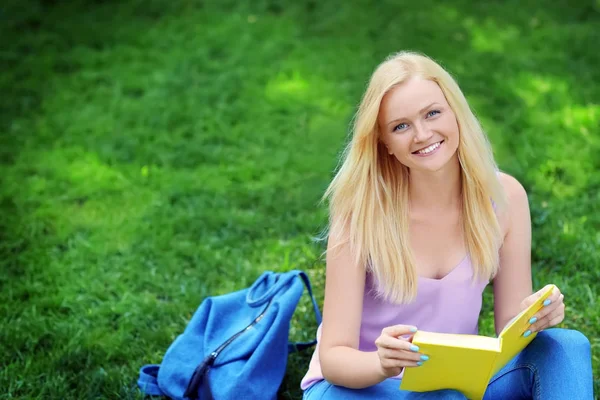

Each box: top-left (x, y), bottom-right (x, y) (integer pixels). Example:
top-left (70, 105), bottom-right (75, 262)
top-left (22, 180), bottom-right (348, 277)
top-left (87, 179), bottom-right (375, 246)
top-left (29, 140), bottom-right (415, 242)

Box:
top-left (408, 158), bottom-right (462, 213)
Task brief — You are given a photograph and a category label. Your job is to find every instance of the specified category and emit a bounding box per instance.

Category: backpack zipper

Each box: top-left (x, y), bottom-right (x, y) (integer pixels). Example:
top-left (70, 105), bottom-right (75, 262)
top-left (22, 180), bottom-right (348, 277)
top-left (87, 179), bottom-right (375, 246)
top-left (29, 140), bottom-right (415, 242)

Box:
top-left (183, 292), bottom-right (275, 398)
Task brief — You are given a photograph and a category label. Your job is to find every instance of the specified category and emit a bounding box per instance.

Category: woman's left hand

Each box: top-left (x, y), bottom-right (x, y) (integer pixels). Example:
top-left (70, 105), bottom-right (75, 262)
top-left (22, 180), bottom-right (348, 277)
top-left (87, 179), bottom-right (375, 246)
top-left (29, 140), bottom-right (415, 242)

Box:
top-left (521, 285), bottom-right (565, 335)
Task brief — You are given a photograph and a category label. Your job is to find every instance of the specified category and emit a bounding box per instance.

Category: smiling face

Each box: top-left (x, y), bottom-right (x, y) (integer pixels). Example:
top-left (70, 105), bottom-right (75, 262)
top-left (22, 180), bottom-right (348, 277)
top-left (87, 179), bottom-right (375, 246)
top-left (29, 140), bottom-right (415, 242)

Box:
top-left (378, 77), bottom-right (460, 173)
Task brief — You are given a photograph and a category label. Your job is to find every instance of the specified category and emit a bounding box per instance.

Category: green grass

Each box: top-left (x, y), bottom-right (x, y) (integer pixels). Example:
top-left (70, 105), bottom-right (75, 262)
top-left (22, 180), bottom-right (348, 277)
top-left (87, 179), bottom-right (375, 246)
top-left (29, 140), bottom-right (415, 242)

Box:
top-left (1, 0), bottom-right (598, 398)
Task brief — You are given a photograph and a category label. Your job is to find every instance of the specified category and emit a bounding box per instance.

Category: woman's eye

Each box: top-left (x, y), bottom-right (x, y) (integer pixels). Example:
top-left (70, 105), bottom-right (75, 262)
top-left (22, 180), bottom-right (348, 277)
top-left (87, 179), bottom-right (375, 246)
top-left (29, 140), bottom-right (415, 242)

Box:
top-left (426, 109), bottom-right (441, 118)
top-left (393, 123), bottom-right (408, 132)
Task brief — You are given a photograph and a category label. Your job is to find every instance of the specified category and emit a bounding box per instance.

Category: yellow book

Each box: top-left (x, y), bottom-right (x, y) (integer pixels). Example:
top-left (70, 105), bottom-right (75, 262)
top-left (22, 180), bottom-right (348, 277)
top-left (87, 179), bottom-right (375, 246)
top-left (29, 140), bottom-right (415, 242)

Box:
top-left (399, 285), bottom-right (555, 400)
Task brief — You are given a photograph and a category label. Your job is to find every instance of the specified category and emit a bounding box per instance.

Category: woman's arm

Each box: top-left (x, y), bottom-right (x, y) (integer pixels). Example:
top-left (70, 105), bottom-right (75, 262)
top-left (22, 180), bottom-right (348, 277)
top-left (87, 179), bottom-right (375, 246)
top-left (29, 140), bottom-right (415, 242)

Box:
top-left (493, 173), bottom-right (566, 334)
top-left (493, 173), bottom-right (534, 335)
top-left (318, 229), bottom-right (423, 388)
top-left (318, 230), bottom-right (386, 388)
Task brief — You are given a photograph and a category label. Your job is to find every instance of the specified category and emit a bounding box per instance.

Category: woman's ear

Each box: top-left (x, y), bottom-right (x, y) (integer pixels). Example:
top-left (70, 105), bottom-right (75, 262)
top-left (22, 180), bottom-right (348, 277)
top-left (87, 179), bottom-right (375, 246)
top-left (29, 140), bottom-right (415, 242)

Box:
top-left (383, 143), bottom-right (393, 155)
top-left (380, 140), bottom-right (394, 156)
top-left (379, 138), bottom-right (393, 155)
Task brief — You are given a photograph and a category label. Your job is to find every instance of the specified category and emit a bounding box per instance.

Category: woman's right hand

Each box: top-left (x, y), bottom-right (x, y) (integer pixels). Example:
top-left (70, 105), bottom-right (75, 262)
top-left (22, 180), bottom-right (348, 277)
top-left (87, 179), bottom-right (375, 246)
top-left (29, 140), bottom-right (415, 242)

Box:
top-left (374, 325), bottom-right (426, 378)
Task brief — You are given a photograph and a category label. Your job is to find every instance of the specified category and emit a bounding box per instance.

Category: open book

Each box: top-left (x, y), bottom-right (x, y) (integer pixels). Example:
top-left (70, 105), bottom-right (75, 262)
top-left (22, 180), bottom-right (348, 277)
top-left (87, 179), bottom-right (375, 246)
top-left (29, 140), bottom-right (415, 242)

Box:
top-left (399, 285), bottom-right (555, 400)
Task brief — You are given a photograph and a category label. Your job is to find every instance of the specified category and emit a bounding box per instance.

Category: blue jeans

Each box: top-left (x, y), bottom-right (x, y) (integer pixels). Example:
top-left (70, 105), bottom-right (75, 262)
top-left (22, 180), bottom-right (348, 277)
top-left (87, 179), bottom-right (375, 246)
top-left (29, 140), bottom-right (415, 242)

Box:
top-left (303, 329), bottom-right (593, 399)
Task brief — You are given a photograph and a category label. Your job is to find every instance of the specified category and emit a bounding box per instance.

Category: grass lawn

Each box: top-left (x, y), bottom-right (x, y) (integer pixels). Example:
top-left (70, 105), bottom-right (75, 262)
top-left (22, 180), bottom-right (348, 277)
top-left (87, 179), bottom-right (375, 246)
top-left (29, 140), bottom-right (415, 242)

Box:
top-left (1, 0), bottom-right (598, 398)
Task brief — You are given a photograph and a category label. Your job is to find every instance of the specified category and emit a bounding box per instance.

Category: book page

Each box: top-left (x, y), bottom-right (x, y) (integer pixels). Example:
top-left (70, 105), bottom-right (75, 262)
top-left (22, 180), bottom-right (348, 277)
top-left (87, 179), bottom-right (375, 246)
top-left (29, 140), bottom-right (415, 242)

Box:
top-left (412, 331), bottom-right (500, 352)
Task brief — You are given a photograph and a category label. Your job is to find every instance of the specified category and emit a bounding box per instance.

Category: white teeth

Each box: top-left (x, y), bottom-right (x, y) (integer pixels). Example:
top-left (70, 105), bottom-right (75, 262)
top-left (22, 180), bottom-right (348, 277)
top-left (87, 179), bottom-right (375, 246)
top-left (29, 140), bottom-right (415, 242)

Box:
top-left (415, 141), bottom-right (441, 154)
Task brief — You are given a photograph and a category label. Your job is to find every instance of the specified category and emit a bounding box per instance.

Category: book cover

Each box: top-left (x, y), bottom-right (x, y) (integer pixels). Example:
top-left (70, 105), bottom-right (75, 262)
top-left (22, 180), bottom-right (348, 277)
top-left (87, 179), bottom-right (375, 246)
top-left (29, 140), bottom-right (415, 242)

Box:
top-left (399, 285), bottom-right (555, 399)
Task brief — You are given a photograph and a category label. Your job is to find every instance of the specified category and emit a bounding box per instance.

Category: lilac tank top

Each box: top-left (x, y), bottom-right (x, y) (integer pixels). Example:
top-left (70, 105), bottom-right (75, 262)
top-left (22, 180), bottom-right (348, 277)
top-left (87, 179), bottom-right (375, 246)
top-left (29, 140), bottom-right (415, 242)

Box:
top-left (300, 254), bottom-right (489, 390)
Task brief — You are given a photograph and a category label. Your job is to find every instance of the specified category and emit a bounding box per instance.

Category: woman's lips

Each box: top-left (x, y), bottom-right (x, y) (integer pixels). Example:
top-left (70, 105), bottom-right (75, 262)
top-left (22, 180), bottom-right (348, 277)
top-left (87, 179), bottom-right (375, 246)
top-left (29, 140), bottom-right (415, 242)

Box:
top-left (412, 140), bottom-right (444, 157)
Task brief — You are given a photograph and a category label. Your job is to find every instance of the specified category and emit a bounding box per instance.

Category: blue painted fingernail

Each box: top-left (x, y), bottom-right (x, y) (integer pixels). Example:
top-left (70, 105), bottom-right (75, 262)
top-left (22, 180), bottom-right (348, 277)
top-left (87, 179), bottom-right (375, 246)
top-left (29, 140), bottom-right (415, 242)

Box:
top-left (410, 327), bottom-right (418, 333)
top-left (529, 317), bottom-right (537, 324)
top-left (410, 345), bottom-right (419, 352)
top-left (523, 330), bottom-right (532, 338)
top-left (417, 361), bottom-right (423, 366)
top-left (543, 299), bottom-right (551, 306)
top-left (420, 355), bottom-right (429, 361)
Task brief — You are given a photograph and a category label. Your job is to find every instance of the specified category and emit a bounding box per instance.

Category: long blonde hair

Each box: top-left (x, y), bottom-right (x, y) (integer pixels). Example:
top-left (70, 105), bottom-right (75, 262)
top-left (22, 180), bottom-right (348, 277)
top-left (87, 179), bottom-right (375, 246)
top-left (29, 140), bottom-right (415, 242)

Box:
top-left (322, 51), bottom-right (507, 303)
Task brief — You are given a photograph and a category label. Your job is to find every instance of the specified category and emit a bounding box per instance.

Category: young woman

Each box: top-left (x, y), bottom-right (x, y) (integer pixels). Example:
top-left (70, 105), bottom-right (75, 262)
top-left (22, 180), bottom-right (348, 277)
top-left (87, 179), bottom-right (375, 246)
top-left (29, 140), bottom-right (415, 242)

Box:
top-left (300, 51), bottom-right (593, 399)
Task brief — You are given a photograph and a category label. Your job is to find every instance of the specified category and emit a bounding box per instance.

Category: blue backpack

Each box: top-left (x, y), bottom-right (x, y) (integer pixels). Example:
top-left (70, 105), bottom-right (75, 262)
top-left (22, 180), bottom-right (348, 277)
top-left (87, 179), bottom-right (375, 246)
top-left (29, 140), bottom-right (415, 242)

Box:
top-left (138, 270), bottom-right (322, 399)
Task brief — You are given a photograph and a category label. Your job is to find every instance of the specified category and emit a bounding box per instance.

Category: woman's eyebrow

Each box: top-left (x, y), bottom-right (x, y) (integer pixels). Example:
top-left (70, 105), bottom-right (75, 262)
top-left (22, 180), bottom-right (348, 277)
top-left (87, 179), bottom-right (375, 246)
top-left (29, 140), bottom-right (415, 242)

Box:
top-left (386, 102), bottom-right (441, 126)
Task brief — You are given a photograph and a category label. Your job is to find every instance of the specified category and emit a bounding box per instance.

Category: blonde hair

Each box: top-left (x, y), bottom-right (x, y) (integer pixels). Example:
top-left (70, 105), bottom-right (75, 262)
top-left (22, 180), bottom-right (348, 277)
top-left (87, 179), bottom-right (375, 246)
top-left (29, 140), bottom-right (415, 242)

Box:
top-left (322, 50), bottom-right (507, 303)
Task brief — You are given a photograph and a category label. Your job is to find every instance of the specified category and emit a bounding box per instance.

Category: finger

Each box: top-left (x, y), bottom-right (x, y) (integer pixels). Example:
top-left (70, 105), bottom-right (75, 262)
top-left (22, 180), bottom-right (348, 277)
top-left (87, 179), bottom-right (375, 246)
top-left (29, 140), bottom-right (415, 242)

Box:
top-left (544, 288), bottom-right (563, 307)
top-left (375, 334), bottom-right (409, 351)
top-left (376, 334), bottom-right (421, 353)
top-left (379, 348), bottom-right (423, 363)
top-left (378, 357), bottom-right (403, 375)
top-left (381, 325), bottom-right (418, 338)
top-left (529, 302), bottom-right (565, 332)
top-left (379, 356), bottom-right (421, 371)
top-left (529, 293), bottom-right (564, 325)
top-left (381, 355), bottom-right (426, 369)
top-left (376, 336), bottom-right (428, 365)
top-left (531, 301), bottom-right (564, 331)
top-left (548, 313), bottom-right (565, 328)
top-left (521, 284), bottom-right (555, 308)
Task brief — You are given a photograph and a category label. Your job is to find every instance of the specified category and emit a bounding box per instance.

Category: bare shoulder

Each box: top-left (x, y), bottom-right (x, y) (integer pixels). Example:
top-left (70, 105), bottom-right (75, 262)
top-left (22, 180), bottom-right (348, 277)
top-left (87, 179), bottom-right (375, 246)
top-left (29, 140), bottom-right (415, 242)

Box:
top-left (496, 172), bottom-right (530, 236)
top-left (498, 171), bottom-right (528, 201)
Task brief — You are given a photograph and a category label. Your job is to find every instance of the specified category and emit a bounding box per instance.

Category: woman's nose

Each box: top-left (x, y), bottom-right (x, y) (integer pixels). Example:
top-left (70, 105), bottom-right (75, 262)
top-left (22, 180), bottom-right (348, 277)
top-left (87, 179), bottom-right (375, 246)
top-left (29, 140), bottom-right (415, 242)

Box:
top-left (413, 123), bottom-right (433, 143)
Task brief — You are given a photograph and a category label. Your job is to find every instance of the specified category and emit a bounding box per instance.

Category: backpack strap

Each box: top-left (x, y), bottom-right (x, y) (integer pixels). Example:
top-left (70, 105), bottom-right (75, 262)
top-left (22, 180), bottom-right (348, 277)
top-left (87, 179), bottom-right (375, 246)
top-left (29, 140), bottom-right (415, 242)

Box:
top-left (137, 364), bottom-right (164, 396)
top-left (287, 270), bottom-right (322, 354)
